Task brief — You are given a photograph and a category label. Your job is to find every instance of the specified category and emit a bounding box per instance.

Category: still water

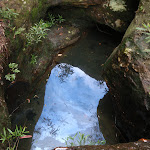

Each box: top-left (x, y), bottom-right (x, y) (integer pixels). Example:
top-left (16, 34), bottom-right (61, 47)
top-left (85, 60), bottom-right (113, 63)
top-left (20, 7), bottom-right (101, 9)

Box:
top-left (31, 63), bottom-right (108, 150)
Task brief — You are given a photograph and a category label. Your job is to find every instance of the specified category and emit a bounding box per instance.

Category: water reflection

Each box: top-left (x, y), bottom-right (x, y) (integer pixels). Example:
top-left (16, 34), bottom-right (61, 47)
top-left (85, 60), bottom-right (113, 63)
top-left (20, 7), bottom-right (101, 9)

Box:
top-left (31, 63), bottom-right (108, 150)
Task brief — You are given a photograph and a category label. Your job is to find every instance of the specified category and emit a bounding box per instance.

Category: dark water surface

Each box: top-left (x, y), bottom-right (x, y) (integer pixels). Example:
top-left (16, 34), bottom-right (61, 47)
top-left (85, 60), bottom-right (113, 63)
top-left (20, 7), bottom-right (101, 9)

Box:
top-left (56, 29), bottom-right (120, 81)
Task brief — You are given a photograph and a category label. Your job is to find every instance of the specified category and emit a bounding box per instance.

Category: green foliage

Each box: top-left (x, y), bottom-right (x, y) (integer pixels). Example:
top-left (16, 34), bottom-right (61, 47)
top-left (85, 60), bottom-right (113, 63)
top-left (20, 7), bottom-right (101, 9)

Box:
top-left (5, 63), bottom-right (20, 82)
top-left (31, 7), bottom-right (39, 23)
top-left (25, 14), bottom-right (65, 47)
top-left (77, 132), bottom-right (89, 146)
top-left (88, 139), bottom-right (106, 145)
top-left (136, 23), bottom-right (150, 43)
top-left (139, 6), bottom-right (144, 12)
top-left (56, 14), bottom-right (65, 24)
top-left (30, 54), bottom-right (38, 64)
top-left (25, 19), bottom-right (50, 46)
top-left (14, 27), bottom-right (26, 36)
top-left (5, 74), bottom-right (16, 82)
top-left (63, 132), bottom-right (106, 147)
top-left (0, 126), bottom-right (31, 150)
top-left (31, 1), bottom-right (45, 23)
top-left (47, 14), bottom-right (56, 27)
top-left (47, 13), bottom-right (65, 25)
top-left (0, 7), bottom-right (18, 20)
top-left (63, 133), bottom-right (78, 146)
top-left (8, 63), bottom-right (20, 73)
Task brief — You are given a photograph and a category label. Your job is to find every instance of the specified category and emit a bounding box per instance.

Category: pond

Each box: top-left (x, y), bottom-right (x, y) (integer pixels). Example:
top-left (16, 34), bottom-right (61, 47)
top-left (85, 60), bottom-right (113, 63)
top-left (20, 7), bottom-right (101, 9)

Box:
top-left (31, 63), bottom-right (108, 149)
top-left (31, 28), bottom-right (121, 149)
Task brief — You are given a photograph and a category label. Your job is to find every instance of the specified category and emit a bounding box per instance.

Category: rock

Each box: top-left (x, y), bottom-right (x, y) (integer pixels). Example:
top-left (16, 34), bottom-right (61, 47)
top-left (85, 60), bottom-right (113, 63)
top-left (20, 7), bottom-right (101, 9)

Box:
top-left (17, 25), bottom-right (80, 84)
top-left (1, 0), bottom-right (138, 32)
top-left (47, 0), bottom-right (102, 8)
top-left (103, 0), bottom-right (150, 141)
top-left (86, 0), bottom-right (137, 32)
top-left (47, 25), bottom-right (80, 51)
top-left (53, 140), bottom-right (150, 150)
top-left (49, 0), bottom-right (139, 32)
top-left (0, 21), bottom-right (11, 150)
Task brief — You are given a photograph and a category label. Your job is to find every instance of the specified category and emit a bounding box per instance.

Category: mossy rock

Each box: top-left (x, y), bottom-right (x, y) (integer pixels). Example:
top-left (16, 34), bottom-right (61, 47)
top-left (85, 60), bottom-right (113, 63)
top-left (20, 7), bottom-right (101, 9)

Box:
top-left (103, 0), bottom-right (150, 141)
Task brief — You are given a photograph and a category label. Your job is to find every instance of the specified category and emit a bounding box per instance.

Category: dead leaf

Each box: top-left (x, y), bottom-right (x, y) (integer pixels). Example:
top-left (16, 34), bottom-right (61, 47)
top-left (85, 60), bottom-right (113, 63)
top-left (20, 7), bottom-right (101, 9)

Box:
top-left (58, 54), bottom-right (62, 57)
top-left (27, 99), bottom-right (30, 103)
top-left (20, 135), bottom-right (32, 139)
top-left (34, 95), bottom-right (39, 98)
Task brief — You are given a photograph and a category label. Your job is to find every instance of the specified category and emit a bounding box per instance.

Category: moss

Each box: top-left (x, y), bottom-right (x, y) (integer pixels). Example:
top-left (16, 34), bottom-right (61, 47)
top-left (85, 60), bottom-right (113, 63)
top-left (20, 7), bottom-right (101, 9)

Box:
top-left (31, 1), bottom-right (48, 24)
top-left (2, 0), bottom-right (49, 28)
top-left (109, 0), bottom-right (126, 12)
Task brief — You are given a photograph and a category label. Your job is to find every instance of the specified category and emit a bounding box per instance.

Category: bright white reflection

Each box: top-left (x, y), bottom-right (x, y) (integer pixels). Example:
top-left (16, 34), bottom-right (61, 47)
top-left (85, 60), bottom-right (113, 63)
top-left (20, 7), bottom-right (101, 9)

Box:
top-left (31, 63), bottom-right (108, 150)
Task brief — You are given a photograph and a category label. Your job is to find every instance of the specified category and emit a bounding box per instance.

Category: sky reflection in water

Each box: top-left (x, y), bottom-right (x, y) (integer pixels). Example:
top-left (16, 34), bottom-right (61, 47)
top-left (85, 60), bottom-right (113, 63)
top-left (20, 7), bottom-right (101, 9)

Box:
top-left (31, 63), bottom-right (108, 150)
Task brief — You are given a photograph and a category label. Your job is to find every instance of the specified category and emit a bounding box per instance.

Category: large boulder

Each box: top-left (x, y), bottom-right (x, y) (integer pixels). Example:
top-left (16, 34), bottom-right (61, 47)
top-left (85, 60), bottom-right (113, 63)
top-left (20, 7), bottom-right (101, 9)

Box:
top-left (1, 0), bottom-right (139, 32)
top-left (85, 0), bottom-right (140, 32)
top-left (103, 0), bottom-right (150, 141)
top-left (16, 25), bottom-right (80, 84)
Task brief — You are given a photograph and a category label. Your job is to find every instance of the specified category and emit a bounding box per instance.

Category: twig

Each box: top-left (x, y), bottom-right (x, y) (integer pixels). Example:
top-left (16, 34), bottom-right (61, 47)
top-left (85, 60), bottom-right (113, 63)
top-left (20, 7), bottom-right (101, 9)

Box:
top-left (15, 137), bottom-right (20, 150)
top-left (9, 100), bottom-right (26, 117)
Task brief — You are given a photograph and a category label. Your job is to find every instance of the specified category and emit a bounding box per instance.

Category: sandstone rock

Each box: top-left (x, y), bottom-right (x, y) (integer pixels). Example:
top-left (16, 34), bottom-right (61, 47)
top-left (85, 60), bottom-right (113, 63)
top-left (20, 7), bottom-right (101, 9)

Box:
top-left (17, 25), bottom-right (80, 83)
top-left (103, 0), bottom-right (150, 141)
top-left (54, 140), bottom-right (150, 150)
top-left (1, 0), bottom-right (138, 32)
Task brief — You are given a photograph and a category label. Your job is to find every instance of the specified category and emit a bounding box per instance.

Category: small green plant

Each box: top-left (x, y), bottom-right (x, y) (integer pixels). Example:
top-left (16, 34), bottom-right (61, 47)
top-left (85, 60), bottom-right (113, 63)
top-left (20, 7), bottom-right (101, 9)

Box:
top-left (0, 7), bottom-right (25, 39)
top-left (0, 7), bottom-right (18, 20)
top-left (63, 132), bottom-right (106, 147)
top-left (0, 125), bottom-right (32, 150)
top-left (5, 63), bottom-right (20, 82)
top-left (14, 27), bottom-right (26, 37)
top-left (63, 133), bottom-right (78, 147)
top-left (47, 13), bottom-right (65, 25)
top-left (24, 14), bottom-right (65, 48)
top-left (139, 6), bottom-right (144, 12)
top-left (56, 14), bottom-right (65, 24)
top-left (47, 13), bottom-right (56, 27)
top-left (88, 139), bottom-right (106, 145)
top-left (5, 74), bottom-right (16, 82)
top-left (30, 54), bottom-right (38, 64)
top-left (77, 132), bottom-right (90, 146)
top-left (136, 23), bottom-right (150, 43)
top-left (25, 19), bottom-right (50, 46)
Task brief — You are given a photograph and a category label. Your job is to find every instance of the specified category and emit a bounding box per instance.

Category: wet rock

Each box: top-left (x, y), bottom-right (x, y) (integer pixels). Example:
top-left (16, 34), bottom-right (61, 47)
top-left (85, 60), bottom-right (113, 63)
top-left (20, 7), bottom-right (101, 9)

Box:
top-left (103, 0), bottom-right (150, 141)
top-left (47, 25), bottom-right (80, 51)
top-left (17, 25), bottom-right (80, 84)
top-left (97, 93), bottom-right (123, 144)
